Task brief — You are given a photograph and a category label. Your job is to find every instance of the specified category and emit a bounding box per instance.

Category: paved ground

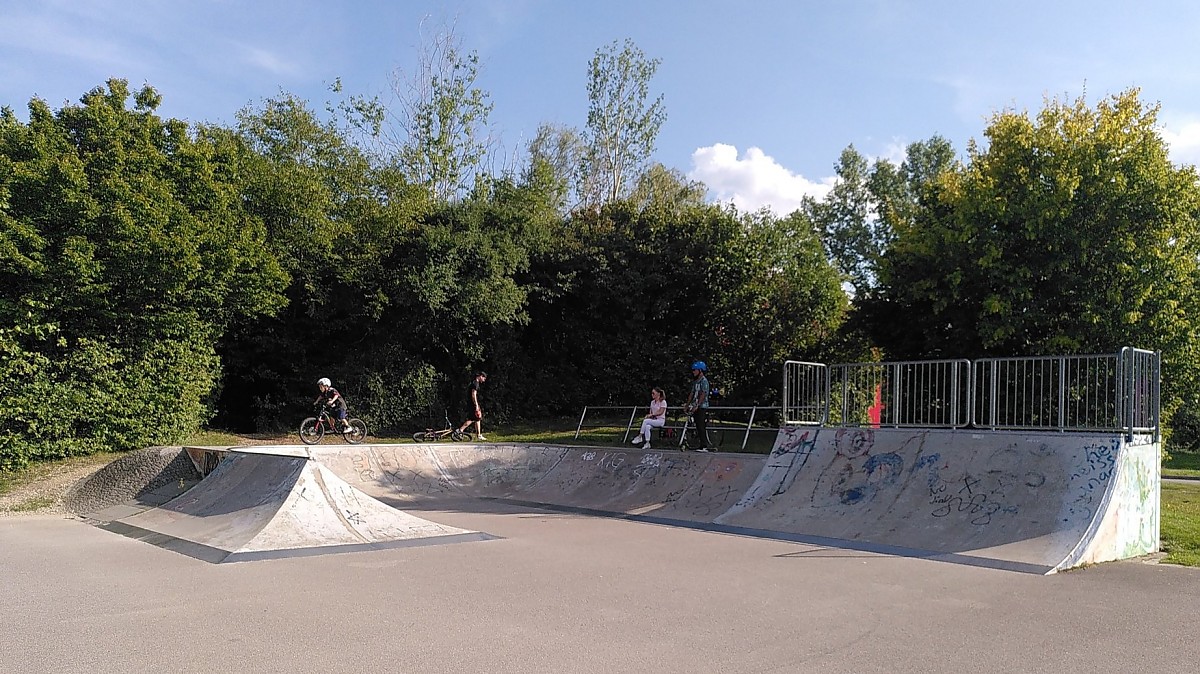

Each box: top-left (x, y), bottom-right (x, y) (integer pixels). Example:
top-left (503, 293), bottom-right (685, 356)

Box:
top-left (2, 498), bottom-right (1198, 674)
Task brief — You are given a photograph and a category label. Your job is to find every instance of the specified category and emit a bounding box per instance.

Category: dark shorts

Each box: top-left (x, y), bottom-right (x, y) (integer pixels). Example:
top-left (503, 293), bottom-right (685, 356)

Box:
top-left (463, 406), bottom-right (482, 421)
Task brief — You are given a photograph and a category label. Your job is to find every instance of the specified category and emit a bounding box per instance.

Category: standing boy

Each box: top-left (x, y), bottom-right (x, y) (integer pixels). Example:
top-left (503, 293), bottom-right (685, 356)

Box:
top-left (457, 372), bottom-right (489, 441)
top-left (684, 361), bottom-right (711, 451)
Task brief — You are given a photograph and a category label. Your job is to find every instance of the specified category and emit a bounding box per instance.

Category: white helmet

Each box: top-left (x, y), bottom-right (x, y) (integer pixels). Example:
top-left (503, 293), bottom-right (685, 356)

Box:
top-left (317, 377), bottom-right (332, 387)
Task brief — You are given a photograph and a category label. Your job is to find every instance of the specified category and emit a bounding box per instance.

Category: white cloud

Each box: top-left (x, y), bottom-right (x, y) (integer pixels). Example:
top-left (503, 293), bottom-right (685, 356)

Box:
top-left (688, 144), bottom-right (834, 215)
top-left (1161, 118), bottom-right (1200, 167)
top-left (236, 44), bottom-right (303, 78)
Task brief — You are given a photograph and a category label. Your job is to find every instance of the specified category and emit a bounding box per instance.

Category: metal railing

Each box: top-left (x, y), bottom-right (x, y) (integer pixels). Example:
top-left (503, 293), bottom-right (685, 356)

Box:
top-left (829, 359), bottom-right (971, 428)
top-left (782, 361), bottom-right (827, 425)
top-left (574, 405), bottom-right (782, 451)
top-left (783, 347), bottom-right (1160, 439)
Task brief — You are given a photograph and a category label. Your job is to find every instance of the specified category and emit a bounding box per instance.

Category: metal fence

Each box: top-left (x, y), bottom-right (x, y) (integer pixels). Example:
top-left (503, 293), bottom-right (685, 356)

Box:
top-left (783, 347), bottom-right (1160, 439)
top-left (574, 405), bottom-right (782, 451)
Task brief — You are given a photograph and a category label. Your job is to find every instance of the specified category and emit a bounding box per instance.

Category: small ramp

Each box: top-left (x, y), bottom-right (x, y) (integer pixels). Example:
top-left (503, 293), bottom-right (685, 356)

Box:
top-left (95, 449), bottom-right (493, 563)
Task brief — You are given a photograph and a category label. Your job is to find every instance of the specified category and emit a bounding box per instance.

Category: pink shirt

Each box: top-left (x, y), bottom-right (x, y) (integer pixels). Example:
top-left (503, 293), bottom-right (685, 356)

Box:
top-left (649, 399), bottom-right (667, 419)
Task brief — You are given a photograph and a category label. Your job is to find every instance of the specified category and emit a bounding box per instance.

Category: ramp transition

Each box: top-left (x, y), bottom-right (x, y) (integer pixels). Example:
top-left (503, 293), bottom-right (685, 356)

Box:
top-left (93, 448), bottom-right (492, 563)
top-left (302, 427), bottom-right (1159, 574)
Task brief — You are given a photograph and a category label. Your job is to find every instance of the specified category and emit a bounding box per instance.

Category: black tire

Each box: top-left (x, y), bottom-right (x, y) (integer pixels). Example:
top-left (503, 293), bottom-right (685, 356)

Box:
top-left (452, 429), bottom-right (473, 442)
top-left (412, 431), bottom-right (429, 443)
top-left (706, 429), bottom-right (723, 450)
top-left (299, 417), bottom-right (324, 445)
top-left (343, 418), bottom-right (367, 444)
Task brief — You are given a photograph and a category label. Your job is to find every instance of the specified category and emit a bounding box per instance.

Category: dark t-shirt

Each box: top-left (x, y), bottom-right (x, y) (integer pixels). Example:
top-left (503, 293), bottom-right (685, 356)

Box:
top-left (319, 387), bottom-right (347, 411)
top-left (465, 380), bottom-right (481, 407)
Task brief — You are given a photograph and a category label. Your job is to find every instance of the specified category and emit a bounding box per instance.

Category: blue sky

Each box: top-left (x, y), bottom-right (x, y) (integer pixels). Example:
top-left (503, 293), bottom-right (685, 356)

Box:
top-left (4, 0), bottom-right (1200, 214)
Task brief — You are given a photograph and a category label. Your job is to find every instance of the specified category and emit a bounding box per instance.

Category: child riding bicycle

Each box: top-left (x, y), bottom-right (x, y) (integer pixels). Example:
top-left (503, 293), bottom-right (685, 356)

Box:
top-left (314, 377), bottom-right (352, 431)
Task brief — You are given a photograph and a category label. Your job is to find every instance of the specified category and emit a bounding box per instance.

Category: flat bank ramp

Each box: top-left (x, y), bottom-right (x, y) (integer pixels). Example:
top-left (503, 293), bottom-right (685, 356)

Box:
top-left (98, 449), bottom-right (491, 563)
top-left (305, 428), bottom-right (1158, 574)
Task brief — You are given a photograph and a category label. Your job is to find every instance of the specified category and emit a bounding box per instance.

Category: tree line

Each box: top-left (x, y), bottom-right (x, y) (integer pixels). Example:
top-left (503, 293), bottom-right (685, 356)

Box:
top-left (3, 36), bottom-right (1199, 470)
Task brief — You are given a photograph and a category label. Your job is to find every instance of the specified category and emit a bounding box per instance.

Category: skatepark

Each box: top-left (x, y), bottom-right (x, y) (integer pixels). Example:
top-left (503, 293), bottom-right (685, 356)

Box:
top-left (3, 348), bottom-right (1196, 673)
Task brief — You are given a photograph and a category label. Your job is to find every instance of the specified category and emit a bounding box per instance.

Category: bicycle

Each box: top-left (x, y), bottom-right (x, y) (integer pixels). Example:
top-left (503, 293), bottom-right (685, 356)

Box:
top-left (412, 410), bottom-right (474, 443)
top-left (299, 405), bottom-right (368, 445)
top-left (679, 413), bottom-right (722, 452)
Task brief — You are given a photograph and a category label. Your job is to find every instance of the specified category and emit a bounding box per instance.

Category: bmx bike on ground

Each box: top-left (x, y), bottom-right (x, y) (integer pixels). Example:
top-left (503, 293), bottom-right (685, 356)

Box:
top-left (412, 410), bottom-right (474, 442)
top-left (299, 405), bottom-right (368, 445)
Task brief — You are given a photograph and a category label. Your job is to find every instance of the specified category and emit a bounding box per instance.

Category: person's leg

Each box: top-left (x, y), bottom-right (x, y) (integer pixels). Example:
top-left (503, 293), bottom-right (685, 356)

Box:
top-left (641, 417), bottom-right (664, 448)
top-left (635, 419), bottom-right (651, 443)
top-left (693, 408), bottom-right (708, 449)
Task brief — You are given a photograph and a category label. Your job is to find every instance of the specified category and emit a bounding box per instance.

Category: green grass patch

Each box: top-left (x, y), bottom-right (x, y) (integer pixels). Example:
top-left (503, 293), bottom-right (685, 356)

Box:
top-left (1163, 451), bottom-right (1200, 479)
top-left (0, 452), bottom-right (121, 498)
top-left (1161, 481), bottom-right (1200, 566)
top-left (183, 429), bottom-right (261, 446)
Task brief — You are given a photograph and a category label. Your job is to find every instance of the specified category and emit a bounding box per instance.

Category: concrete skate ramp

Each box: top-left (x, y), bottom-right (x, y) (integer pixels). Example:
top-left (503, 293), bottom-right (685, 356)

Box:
top-left (98, 448), bottom-right (492, 563)
top-left (301, 428), bottom-right (1158, 574)
top-left (715, 427), bottom-right (1159, 573)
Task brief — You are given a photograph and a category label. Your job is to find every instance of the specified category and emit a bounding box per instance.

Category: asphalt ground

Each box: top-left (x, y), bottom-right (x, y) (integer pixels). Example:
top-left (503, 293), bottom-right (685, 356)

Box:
top-left (2, 500), bottom-right (1198, 674)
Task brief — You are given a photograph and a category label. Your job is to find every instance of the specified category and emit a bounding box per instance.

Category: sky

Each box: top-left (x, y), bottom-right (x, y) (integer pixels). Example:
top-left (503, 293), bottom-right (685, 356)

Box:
top-left (4, 0), bottom-right (1200, 214)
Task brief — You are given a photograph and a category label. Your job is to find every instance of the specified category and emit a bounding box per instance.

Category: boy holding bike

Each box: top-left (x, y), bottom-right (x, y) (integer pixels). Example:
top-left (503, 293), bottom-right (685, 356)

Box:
top-left (314, 377), bottom-right (351, 431)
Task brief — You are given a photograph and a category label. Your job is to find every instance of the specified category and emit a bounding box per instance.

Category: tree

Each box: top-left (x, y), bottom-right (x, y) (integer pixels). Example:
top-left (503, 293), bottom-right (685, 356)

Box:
top-left (580, 39), bottom-right (667, 206)
top-left (806, 138), bottom-right (958, 298)
top-left (385, 20), bottom-right (494, 201)
top-left (630, 162), bottom-right (707, 215)
top-left (870, 88), bottom-right (1200, 438)
top-left (523, 122), bottom-right (584, 214)
top-left (0, 80), bottom-right (286, 467)
top-left (803, 146), bottom-right (873, 295)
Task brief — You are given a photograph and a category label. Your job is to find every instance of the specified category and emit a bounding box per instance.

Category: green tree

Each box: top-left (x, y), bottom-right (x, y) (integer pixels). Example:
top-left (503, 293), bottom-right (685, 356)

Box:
top-left (871, 89), bottom-right (1200, 437)
top-left (806, 138), bottom-right (957, 298)
top-left (387, 22), bottom-right (494, 200)
top-left (580, 39), bottom-right (667, 206)
top-left (0, 80), bottom-right (286, 468)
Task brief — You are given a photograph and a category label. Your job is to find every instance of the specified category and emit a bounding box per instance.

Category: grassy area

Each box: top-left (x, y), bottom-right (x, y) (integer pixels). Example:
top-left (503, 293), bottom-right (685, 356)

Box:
top-left (1163, 451), bottom-right (1200, 479)
top-left (0, 452), bottom-right (120, 497)
top-left (1162, 481), bottom-right (1200, 566)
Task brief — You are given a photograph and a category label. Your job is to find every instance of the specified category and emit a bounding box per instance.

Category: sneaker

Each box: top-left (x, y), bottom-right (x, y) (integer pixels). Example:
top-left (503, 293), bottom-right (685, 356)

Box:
top-left (694, 447), bottom-right (710, 452)
top-left (477, 435), bottom-right (488, 441)
top-left (641, 442), bottom-right (651, 450)
top-left (631, 435), bottom-right (644, 444)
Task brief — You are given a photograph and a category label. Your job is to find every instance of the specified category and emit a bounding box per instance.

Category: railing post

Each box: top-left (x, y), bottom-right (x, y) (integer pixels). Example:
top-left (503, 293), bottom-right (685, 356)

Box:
top-left (1120, 348), bottom-right (1133, 441)
top-left (1058, 356), bottom-right (1066, 432)
top-left (574, 406), bottom-right (589, 440)
top-left (622, 406), bottom-right (639, 444)
top-left (782, 362), bottom-right (790, 423)
top-left (743, 406), bottom-right (757, 451)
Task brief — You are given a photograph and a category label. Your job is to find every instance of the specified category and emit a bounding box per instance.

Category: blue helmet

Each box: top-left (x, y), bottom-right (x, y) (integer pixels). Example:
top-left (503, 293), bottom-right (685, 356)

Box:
top-left (691, 361), bottom-right (707, 372)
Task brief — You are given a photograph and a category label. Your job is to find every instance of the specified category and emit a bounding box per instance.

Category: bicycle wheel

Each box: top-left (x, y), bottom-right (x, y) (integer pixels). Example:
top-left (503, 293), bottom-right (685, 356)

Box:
top-left (706, 429), bottom-right (723, 450)
top-left (343, 418), bottom-right (367, 444)
top-left (299, 417), bottom-right (324, 445)
top-left (412, 431), bottom-right (430, 443)
top-left (452, 429), bottom-right (473, 442)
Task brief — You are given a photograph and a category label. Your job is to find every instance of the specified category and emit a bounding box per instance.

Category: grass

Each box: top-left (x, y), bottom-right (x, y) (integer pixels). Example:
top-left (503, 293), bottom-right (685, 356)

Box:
top-left (0, 452), bottom-right (120, 498)
top-left (1163, 451), bottom-right (1200, 479)
top-left (1161, 481), bottom-right (1200, 566)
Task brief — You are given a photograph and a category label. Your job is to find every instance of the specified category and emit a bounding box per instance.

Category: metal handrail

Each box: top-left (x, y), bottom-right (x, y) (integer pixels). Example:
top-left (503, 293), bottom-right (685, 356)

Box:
top-left (575, 405), bottom-right (782, 451)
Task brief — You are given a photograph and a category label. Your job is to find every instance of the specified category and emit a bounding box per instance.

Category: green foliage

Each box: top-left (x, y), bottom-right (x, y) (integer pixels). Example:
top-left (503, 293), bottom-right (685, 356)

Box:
top-left (581, 38), bottom-right (667, 205)
top-left (870, 90), bottom-right (1200, 439)
top-left (0, 79), bottom-right (285, 469)
top-left (385, 25), bottom-right (494, 201)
